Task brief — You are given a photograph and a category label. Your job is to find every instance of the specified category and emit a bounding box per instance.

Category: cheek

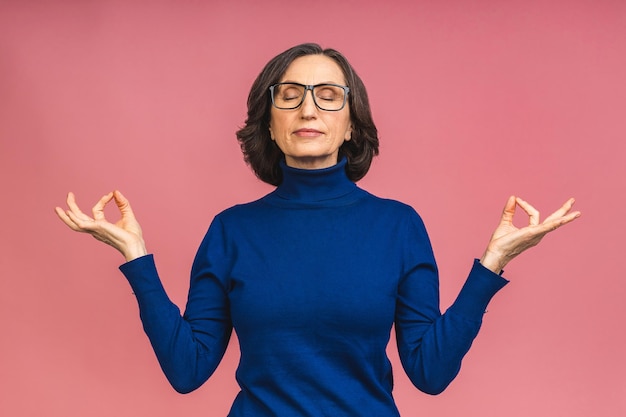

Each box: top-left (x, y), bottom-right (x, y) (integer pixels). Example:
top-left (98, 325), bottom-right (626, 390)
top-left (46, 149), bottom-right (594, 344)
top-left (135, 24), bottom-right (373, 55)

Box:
top-left (336, 117), bottom-right (352, 140)
top-left (269, 114), bottom-right (292, 139)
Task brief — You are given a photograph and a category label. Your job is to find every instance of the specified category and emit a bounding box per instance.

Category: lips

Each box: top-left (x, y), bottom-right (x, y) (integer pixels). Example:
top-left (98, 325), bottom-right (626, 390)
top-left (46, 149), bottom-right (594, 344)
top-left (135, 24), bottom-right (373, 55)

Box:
top-left (293, 128), bottom-right (323, 137)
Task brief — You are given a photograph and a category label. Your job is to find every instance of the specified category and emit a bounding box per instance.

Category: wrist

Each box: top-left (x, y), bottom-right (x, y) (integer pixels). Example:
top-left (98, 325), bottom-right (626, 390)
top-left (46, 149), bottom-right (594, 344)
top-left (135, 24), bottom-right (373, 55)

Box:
top-left (479, 250), bottom-right (507, 274)
top-left (123, 240), bottom-right (148, 262)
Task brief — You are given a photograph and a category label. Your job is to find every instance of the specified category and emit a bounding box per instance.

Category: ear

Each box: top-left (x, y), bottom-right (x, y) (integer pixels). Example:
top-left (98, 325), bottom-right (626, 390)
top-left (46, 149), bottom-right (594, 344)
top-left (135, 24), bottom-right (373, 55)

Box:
top-left (269, 126), bottom-right (275, 141)
top-left (344, 125), bottom-right (352, 141)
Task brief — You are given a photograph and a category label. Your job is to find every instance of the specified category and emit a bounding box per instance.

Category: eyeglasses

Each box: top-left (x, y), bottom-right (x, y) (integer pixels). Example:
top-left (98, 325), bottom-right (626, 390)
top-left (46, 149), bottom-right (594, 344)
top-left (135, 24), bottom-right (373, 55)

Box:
top-left (269, 83), bottom-right (350, 111)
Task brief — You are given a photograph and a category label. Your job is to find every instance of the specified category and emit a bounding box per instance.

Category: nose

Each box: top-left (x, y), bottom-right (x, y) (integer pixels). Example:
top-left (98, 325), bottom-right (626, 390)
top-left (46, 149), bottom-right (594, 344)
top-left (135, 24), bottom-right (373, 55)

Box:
top-left (299, 90), bottom-right (318, 119)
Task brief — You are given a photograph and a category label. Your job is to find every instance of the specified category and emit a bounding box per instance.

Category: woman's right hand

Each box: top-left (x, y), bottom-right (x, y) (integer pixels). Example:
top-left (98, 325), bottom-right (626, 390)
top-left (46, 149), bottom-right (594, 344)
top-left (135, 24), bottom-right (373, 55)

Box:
top-left (55, 190), bottom-right (147, 262)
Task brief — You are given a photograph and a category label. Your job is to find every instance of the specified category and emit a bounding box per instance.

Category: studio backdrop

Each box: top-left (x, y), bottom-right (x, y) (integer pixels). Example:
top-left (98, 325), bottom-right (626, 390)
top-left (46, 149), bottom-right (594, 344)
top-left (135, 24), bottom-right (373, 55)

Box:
top-left (1, 1), bottom-right (624, 416)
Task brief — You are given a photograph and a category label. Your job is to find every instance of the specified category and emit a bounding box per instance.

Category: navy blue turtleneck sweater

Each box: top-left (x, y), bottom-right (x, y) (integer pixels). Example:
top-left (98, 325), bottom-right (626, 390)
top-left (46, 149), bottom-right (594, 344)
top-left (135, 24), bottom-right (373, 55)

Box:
top-left (120, 158), bottom-right (508, 416)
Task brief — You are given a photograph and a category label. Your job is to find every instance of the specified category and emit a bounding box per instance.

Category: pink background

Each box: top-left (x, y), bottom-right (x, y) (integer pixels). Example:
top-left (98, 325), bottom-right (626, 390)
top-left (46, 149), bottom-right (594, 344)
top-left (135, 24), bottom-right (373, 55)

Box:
top-left (1, 1), bottom-right (624, 416)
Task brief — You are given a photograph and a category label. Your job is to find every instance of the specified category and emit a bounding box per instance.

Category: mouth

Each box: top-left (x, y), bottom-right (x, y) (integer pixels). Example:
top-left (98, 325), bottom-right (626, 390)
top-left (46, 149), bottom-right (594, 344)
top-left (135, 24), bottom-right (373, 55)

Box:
top-left (293, 128), bottom-right (323, 137)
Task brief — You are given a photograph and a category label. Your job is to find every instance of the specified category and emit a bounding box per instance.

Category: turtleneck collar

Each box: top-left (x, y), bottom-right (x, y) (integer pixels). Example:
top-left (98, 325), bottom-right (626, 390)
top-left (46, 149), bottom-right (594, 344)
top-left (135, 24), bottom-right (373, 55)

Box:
top-left (270, 157), bottom-right (358, 203)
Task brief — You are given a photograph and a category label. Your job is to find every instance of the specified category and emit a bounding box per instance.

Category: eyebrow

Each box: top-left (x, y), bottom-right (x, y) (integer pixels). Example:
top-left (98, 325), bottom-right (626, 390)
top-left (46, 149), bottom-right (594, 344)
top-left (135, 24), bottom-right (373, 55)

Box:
top-left (280, 80), bottom-right (346, 85)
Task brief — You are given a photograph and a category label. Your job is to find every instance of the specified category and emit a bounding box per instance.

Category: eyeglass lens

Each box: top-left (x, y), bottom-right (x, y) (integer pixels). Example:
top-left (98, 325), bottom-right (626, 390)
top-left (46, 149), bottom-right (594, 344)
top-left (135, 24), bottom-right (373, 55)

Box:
top-left (272, 84), bottom-right (347, 111)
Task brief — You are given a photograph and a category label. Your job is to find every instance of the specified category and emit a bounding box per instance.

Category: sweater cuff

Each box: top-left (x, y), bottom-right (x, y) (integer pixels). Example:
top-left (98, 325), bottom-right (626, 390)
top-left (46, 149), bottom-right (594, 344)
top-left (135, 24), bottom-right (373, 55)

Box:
top-left (448, 259), bottom-right (509, 320)
top-left (119, 254), bottom-right (169, 304)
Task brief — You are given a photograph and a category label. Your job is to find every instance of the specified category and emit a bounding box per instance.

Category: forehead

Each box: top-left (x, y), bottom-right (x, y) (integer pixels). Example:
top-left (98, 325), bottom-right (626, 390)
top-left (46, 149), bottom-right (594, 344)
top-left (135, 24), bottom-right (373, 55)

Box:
top-left (280, 54), bottom-right (346, 84)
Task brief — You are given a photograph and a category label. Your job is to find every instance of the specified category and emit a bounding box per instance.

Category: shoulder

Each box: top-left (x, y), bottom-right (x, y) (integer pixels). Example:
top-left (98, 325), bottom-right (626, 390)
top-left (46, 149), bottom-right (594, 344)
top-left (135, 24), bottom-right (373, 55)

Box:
top-left (359, 189), bottom-right (425, 220)
top-left (196, 197), bottom-right (271, 248)
top-left (213, 197), bottom-right (269, 223)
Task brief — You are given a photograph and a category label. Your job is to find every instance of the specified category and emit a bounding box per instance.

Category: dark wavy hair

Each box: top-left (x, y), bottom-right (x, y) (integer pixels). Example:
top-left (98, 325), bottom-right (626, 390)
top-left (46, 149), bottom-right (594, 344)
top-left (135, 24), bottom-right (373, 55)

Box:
top-left (236, 43), bottom-right (379, 186)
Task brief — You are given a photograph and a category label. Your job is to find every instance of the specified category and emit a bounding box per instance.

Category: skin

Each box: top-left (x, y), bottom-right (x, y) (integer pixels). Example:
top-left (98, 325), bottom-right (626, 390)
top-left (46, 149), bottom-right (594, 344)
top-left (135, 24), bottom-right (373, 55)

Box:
top-left (269, 55), bottom-right (352, 170)
top-left (55, 190), bottom-right (147, 261)
top-left (479, 196), bottom-right (580, 272)
top-left (54, 192), bottom-right (580, 272)
top-left (54, 56), bottom-right (581, 271)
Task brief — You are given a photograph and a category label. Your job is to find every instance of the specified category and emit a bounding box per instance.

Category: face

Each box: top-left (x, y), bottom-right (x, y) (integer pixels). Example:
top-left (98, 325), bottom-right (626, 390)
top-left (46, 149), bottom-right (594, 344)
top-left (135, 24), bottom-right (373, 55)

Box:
top-left (269, 54), bottom-right (352, 170)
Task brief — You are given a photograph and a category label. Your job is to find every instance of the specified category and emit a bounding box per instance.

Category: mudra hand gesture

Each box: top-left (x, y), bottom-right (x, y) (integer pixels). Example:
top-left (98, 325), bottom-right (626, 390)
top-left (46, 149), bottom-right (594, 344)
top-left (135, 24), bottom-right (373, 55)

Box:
top-left (56, 191), bottom-right (580, 270)
top-left (479, 196), bottom-right (580, 273)
top-left (55, 190), bottom-right (147, 262)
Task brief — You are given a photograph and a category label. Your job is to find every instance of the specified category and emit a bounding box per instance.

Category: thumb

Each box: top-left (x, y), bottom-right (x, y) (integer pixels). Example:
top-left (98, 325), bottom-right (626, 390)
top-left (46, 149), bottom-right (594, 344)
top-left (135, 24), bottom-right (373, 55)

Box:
top-left (113, 190), bottom-right (134, 216)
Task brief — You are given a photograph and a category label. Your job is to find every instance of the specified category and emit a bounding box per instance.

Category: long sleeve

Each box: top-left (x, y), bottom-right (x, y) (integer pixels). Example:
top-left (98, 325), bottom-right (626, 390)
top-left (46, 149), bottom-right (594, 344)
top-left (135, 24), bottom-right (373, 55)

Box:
top-left (117, 158), bottom-right (511, 415)
top-left (395, 212), bottom-right (508, 395)
top-left (119, 217), bottom-right (233, 394)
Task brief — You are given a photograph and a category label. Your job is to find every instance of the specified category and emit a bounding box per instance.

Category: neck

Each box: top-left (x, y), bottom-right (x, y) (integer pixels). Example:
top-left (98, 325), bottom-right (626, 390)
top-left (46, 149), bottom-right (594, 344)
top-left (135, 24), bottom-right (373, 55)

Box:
top-left (284, 154), bottom-right (340, 170)
top-left (274, 157), bottom-right (356, 202)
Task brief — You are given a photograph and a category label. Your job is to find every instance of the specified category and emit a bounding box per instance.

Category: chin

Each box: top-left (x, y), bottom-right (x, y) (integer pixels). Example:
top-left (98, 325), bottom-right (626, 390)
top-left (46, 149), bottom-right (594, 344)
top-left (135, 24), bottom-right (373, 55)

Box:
top-left (286, 153), bottom-right (338, 169)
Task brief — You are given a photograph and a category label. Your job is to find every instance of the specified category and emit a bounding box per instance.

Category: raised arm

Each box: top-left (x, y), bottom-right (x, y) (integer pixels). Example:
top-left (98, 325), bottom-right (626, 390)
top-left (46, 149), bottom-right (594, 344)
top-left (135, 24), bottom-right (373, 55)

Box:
top-left (55, 191), bottom-right (232, 393)
top-left (396, 197), bottom-right (580, 394)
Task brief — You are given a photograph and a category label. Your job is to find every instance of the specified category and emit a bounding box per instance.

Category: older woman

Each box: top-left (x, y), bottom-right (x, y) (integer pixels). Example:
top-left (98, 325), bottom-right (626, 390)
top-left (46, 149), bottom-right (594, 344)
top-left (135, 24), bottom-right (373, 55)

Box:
top-left (55, 43), bottom-right (580, 416)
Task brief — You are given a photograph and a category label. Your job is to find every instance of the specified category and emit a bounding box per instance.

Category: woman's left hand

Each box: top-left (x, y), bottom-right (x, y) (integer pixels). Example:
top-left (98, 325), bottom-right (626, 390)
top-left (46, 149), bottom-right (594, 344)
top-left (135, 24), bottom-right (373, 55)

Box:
top-left (479, 196), bottom-right (581, 274)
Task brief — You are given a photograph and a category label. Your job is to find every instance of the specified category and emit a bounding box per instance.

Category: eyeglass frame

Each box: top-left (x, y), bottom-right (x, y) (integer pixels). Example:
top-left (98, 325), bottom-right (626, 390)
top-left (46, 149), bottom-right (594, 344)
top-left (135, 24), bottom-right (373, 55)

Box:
top-left (269, 82), bottom-right (350, 112)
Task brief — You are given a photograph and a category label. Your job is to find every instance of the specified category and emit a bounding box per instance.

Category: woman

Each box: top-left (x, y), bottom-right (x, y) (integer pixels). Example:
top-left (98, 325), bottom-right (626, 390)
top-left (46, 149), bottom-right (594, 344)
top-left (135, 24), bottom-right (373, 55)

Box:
top-left (55, 43), bottom-right (580, 416)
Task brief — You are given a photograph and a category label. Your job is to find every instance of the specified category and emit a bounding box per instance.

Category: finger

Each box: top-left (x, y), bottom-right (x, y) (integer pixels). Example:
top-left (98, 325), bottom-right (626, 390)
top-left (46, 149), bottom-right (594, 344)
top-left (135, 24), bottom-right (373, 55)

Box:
top-left (515, 197), bottom-right (540, 226)
top-left (536, 210), bottom-right (581, 236)
top-left (543, 198), bottom-right (576, 223)
top-left (546, 210), bottom-right (581, 230)
top-left (92, 192), bottom-right (114, 221)
top-left (55, 206), bottom-right (82, 231)
top-left (63, 193), bottom-right (96, 230)
top-left (57, 193), bottom-right (92, 231)
top-left (66, 192), bottom-right (92, 222)
top-left (500, 195), bottom-right (517, 224)
top-left (113, 190), bottom-right (129, 211)
top-left (113, 190), bottom-right (136, 219)
top-left (65, 207), bottom-right (95, 231)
